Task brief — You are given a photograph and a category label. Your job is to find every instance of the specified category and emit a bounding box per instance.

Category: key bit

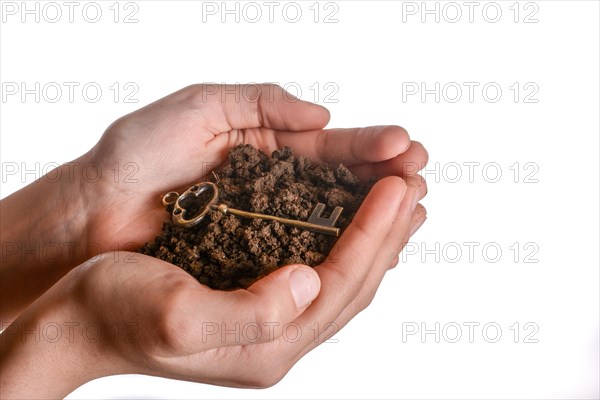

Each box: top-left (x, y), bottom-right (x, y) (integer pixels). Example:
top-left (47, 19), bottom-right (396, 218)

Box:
top-left (307, 203), bottom-right (343, 228)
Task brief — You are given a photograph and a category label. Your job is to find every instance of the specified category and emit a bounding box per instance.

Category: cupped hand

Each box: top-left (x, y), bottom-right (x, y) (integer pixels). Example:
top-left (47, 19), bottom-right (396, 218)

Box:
top-left (81, 84), bottom-right (428, 251)
top-left (13, 172), bottom-right (426, 397)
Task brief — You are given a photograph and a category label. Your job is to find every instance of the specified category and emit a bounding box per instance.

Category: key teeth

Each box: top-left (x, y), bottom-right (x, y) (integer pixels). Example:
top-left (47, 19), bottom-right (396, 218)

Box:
top-left (308, 203), bottom-right (344, 227)
top-left (329, 206), bottom-right (343, 226)
top-left (307, 203), bottom-right (325, 224)
top-left (310, 203), bottom-right (325, 219)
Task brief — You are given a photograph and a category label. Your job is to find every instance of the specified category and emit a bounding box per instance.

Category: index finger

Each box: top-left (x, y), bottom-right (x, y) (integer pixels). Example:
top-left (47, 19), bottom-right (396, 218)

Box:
top-left (276, 125), bottom-right (411, 166)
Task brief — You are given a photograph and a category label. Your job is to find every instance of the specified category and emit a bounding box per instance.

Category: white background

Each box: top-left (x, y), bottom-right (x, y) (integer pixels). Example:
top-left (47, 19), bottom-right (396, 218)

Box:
top-left (1, 0), bottom-right (599, 399)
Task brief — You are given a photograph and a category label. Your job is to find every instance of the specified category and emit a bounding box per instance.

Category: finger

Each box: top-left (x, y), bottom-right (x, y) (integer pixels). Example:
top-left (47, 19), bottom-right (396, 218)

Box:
top-left (339, 204), bottom-right (427, 324)
top-left (371, 174), bottom-right (427, 266)
top-left (286, 203), bottom-right (428, 365)
top-left (169, 263), bottom-right (321, 352)
top-left (409, 204), bottom-right (427, 237)
top-left (276, 125), bottom-right (411, 166)
top-left (342, 183), bottom-right (427, 315)
top-left (349, 141), bottom-right (429, 180)
top-left (182, 84), bottom-right (331, 133)
top-left (285, 177), bottom-right (406, 345)
top-left (341, 203), bottom-right (427, 317)
top-left (390, 205), bottom-right (427, 267)
top-left (316, 176), bottom-right (407, 301)
top-left (201, 181), bottom-right (417, 383)
top-left (289, 178), bottom-right (426, 359)
top-left (325, 209), bottom-right (428, 343)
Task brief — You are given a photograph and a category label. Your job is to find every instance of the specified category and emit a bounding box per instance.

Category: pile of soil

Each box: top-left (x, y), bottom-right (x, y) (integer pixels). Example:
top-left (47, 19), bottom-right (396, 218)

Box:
top-left (140, 144), bottom-right (373, 290)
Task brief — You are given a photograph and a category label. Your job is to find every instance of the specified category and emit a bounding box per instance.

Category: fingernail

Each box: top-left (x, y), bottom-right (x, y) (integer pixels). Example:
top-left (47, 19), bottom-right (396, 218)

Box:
top-left (411, 188), bottom-right (420, 213)
top-left (409, 217), bottom-right (426, 237)
top-left (289, 268), bottom-right (320, 309)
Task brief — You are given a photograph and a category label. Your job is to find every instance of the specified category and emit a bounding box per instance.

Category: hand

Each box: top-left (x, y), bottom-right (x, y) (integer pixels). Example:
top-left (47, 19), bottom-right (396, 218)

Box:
top-left (0, 173), bottom-right (427, 398)
top-left (1, 83), bottom-right (427, 330)
top-left (85, 84), bottom-right (428, 251)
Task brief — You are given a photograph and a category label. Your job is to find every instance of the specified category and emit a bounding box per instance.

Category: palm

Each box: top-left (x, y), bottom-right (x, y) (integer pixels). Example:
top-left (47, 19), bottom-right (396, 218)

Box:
top-left (86, 164), bottom-right (426, 388)
top-left (84, 84), bottom-right (426, 253)
top-left (88, 123), bottom-right (281, 251)
top-left (84, 253), bottom-right (280, 384)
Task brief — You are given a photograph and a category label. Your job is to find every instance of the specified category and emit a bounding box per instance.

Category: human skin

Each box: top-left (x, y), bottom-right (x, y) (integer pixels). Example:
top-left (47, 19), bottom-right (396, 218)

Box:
top-left (0, 84), bottom-right (428, 397)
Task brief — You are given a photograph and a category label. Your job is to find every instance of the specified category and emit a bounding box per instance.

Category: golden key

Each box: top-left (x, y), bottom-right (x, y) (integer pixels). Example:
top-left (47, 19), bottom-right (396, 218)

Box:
top-left (162, 182), bottom-right (344, 236)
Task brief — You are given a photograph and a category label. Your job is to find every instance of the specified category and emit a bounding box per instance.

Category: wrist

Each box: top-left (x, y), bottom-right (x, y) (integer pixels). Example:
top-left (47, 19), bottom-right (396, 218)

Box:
top-left (0, 268), bottom-right (116, 398)
top-left (0, 158), bottom-right (99, 323)
top-left (1, 157), bottom-right (96, 261)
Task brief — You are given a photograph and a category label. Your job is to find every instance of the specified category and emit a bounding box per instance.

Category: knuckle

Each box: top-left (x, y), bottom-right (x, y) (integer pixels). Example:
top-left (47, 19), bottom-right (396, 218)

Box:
top-left (177, 83), bottom-right (201, 99)
top-left (237, 290), bottom-right (285, 328)
top-left (321, 266), bottom-right (362, 304)
top-left (184, 83), bottom-right (211, 106)
top-left (178, 83), bottom-right (223, 108)
top-left (356, 291), bottom-right (376, 312)
top-left (104, 114), bottom-right (129, 134)
top-left (261, 83), bottom-right (283, 95)
top-left (153, 282), bottom-right (194, 352)
top-left (253, 297), bottom-right (284, 327)
top-left (244, 364), bottom-right (289, 388)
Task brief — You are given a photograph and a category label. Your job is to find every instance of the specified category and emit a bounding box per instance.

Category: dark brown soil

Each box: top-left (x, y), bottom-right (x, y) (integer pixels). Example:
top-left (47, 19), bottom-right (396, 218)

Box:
top-left (139, 144), bottom-right (373, 290)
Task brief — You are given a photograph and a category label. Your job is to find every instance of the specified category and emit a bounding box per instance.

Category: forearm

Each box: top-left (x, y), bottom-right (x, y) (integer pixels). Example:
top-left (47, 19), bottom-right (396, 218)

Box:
top-left (0, 158), bottom-right (97, 324)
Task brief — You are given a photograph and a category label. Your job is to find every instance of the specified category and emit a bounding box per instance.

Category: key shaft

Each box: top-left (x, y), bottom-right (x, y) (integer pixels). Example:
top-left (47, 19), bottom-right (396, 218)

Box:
top-left (212, 203), bottom-right (341, 237)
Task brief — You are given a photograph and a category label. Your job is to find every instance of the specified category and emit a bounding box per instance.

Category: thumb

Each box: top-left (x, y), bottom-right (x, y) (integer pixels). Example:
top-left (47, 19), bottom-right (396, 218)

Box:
top-left (183, 265), bottom-right (321, 351)
top-left (248, 264), bottom-right (322, 311)
top-left (198, 83), bottom-right (331, 132)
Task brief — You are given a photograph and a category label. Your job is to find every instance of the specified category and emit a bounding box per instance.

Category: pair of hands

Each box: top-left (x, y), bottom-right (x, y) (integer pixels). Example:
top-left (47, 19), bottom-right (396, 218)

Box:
top-left (0, 84), bottom-right (428, 397)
